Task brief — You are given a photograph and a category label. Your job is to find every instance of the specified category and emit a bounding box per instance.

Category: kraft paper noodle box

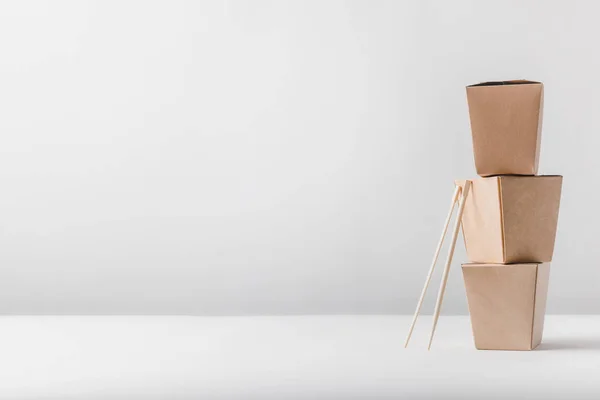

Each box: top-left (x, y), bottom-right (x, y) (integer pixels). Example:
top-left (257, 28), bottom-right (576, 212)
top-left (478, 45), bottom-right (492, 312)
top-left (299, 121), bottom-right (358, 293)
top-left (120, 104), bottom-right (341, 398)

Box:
top-left (456, 176), bottom-right (562, 264)
top-left (466, 80), bottom-right (543, 176)
top-left (462, 262), bottom-right (550, 351)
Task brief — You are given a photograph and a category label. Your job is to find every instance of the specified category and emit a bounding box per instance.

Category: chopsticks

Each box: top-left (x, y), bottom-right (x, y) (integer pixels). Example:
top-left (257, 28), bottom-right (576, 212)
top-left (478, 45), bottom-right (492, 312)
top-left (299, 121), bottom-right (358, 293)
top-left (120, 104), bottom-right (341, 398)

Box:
top-left (404, 180), bottom-right (472, 349)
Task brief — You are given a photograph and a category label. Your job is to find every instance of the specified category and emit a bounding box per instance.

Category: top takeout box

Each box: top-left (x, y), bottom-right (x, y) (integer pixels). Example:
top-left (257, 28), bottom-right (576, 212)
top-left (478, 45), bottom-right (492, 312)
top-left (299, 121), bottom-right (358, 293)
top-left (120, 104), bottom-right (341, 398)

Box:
top-left (466, 80), bottom-right (544, 176)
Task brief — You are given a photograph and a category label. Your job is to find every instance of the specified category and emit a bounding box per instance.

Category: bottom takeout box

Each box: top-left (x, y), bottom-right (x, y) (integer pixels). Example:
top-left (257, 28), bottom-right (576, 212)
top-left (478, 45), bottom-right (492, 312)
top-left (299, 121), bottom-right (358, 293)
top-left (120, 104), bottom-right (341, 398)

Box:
top-left (462, 262), bottom-right (550, 351)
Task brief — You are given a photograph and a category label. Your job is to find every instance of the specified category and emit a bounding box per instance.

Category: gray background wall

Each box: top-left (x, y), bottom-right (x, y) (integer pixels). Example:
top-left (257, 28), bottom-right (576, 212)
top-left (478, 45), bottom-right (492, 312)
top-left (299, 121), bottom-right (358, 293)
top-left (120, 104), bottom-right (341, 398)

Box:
top-left (0, 0), bottom-right (591, 314)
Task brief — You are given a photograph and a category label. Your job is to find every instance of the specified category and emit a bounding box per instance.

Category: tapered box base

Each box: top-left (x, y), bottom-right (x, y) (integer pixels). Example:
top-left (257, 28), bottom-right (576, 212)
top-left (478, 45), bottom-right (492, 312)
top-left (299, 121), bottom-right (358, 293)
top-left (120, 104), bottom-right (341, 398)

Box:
top-left (462, 263), bottom-right (550, 351)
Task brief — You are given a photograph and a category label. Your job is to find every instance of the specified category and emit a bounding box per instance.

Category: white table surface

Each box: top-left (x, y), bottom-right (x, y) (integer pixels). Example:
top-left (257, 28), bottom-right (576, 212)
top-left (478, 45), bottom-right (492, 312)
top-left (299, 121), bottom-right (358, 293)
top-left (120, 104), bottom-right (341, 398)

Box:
top-left (0, 315), bottom-right (598, 399)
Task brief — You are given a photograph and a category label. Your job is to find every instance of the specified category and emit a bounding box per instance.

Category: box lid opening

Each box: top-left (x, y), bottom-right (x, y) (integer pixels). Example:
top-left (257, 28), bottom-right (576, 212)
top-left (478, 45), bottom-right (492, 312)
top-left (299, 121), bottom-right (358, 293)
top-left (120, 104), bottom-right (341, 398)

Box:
top-left (468, 80), bottom-right (541, 87)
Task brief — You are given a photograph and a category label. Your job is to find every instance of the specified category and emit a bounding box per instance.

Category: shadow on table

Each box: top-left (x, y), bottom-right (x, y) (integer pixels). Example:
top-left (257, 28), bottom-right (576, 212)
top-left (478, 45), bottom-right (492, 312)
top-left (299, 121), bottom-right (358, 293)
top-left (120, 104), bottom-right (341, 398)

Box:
top-left (538, 338), bottom-right (600, 351)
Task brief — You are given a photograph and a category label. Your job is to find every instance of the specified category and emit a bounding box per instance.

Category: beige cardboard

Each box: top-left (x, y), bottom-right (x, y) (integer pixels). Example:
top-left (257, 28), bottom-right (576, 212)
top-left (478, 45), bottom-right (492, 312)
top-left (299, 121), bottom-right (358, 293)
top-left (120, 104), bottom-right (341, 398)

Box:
top-left (466, 80), bottom-right (543, 176)
top-left (532, 263), bottom-right (551, 348)
top-left (462, 263), bottom-right (550, 351)
top-left (458, 176), bottom-right (562, 264)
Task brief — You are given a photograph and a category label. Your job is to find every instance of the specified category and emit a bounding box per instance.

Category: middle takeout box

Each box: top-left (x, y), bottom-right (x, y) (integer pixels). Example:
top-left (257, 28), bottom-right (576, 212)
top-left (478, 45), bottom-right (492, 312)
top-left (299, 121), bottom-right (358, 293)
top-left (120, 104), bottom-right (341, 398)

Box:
top-left (456, 176), bottom-right (562, 264)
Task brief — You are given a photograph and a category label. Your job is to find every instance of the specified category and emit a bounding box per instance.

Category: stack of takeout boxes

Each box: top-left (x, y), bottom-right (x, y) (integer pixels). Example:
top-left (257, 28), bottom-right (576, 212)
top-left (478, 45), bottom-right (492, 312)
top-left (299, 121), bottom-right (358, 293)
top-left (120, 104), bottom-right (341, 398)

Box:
top-left (460, 80), bottom-right (562, 350)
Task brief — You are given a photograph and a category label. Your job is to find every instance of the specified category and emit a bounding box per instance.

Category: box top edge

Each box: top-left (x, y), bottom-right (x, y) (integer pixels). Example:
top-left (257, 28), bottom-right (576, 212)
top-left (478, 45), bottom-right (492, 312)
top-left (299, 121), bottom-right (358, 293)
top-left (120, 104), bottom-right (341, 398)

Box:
top-left (467, 80), bottom-right (542, 88)
top-left (462, 263), bottom-right (544, 267)
top-left (486, 175), bottom-right (563, 180)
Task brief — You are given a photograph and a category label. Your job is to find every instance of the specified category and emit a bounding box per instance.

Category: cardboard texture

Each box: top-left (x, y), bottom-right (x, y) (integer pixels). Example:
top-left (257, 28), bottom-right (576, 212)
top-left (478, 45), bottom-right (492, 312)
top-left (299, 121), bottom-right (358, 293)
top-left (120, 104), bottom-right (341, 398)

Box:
top-left (462, 263), bottom-right (550, 350)
top-left (457, 175), bottom-right (562, 264)
top-left (466, 80), bottom-right (544, 176)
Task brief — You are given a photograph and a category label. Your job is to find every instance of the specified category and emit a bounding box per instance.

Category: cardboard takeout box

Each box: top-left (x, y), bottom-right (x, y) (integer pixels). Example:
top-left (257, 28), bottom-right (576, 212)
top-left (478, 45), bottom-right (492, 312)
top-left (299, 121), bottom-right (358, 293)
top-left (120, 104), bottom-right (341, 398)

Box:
top-left (457, 176), bottom-right (562, 264)
top-left (466, 80), bottom-right (544, 176)
top-left (462, 262), bottom-right (550, 351)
